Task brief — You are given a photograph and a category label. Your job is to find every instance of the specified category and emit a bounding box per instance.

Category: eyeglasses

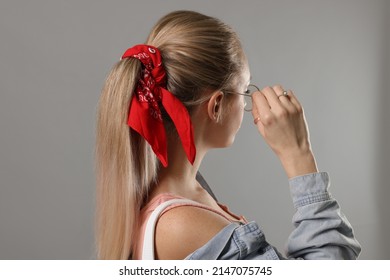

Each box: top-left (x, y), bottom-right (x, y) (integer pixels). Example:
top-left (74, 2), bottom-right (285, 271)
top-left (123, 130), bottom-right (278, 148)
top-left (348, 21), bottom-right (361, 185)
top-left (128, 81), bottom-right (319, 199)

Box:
top-left (224, 84), bottom-right (260, 111)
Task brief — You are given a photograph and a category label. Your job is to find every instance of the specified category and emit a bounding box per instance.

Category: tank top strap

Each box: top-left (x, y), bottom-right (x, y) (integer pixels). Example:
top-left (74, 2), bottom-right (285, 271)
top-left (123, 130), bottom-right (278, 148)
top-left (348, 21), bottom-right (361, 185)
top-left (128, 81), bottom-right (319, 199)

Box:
top-left (161, 201), bottom-right (234, 222)
top-left (142, 198), bottom-right (203, 259)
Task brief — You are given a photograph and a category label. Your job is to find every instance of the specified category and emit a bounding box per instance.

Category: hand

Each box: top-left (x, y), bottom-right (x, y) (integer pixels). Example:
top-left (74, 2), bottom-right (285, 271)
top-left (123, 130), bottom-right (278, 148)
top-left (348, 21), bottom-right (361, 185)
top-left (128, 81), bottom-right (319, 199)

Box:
top-left (251, 85), bottom-right (318, 178)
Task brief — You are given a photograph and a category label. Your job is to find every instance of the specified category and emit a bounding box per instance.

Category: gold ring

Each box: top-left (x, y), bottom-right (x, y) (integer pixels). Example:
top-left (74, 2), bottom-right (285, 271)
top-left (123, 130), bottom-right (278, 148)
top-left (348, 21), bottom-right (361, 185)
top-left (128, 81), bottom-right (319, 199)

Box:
top-left (278, 90), bottom-right (288, 98)
top-left (254, 116), bottom-right (261, 124)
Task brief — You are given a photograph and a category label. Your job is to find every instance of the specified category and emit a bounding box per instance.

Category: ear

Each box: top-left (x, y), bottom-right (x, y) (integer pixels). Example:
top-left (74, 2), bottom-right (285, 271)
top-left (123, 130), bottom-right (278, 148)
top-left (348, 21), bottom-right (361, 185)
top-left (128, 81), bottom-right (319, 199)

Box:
top-left (207, 91), bottom-right (224, 121)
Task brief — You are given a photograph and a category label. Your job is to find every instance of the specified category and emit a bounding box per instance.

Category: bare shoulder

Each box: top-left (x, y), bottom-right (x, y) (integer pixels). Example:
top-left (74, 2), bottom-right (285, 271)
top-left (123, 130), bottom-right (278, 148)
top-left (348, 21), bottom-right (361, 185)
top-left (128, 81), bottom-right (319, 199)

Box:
top-left (155, 205), bottom-right (230, 260)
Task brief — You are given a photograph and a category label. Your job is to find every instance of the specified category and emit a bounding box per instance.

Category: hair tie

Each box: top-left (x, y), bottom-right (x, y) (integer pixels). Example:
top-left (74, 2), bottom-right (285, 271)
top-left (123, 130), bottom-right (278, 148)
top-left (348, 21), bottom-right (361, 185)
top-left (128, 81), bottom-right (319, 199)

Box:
top-left (121, 45), bottom-right (196, 167)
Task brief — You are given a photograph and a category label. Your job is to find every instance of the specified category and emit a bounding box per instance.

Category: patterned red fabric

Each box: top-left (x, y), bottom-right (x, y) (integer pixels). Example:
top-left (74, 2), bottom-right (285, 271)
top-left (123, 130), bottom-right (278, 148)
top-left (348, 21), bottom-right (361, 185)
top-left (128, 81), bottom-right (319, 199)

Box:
top-left (121, 45), bottom-right (196, 167)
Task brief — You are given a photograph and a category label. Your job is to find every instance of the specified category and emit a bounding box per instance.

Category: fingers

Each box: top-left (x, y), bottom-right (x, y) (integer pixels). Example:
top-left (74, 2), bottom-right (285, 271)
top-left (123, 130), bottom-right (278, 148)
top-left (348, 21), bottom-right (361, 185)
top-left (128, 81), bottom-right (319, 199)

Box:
top-left (251, 85), bottom-right (303, 127)
top-left (261, 86), bottom-right (280, 107)
top-left (284, 89), bottom-right (303, 113)
top-left (251, 85), bottom-right (301, 111)
top-left (263, 85), bottom-right (300, 114)
top-left (251, 91), bottom-right (268, 135)
top-left (251, 90), bottom-right (271, 119)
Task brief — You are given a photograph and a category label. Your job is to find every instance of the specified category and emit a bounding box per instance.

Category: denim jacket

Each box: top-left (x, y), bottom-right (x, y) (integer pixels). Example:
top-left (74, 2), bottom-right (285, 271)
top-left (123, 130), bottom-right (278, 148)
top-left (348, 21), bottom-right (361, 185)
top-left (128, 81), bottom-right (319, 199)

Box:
top-left (185, 172), bottom-right (361, 260)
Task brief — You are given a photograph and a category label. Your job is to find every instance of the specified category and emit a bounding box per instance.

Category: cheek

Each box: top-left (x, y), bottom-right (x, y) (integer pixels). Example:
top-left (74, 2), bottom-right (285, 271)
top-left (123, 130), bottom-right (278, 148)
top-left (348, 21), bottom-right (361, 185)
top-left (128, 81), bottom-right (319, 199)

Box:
top-left (226, 97), bottom-right (245, 132)
top-left (238, 96), bottom-right (245, 120)
top-left (236, 106), bottom-right (244, 131)
top-left (234, 97), bottom-right (245, 125)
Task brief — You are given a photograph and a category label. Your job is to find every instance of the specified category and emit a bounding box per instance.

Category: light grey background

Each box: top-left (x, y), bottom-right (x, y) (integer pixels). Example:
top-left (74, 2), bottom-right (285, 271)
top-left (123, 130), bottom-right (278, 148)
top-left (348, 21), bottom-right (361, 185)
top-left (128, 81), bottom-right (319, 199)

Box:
top-left (0, 0), bottom-right (389, 259)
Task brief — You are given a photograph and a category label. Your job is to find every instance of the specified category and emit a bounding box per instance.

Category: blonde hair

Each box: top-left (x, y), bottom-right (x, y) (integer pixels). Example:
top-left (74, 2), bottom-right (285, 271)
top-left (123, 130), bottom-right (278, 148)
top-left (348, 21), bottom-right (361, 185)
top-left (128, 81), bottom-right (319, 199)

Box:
top-left (95, 10), bottom-right (246, 259)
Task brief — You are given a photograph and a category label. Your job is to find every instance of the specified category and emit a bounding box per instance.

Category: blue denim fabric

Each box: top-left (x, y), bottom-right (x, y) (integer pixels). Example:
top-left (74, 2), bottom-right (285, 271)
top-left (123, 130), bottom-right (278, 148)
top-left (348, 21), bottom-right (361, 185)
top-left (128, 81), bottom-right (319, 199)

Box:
top-left (185, 172), bottom-right (361, 260)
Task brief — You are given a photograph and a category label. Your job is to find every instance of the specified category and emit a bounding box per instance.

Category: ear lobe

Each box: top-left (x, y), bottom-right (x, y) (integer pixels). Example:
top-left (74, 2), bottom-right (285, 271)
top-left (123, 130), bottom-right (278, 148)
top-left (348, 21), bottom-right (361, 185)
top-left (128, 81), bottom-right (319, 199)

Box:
top-left (207, 91), bottom-right (224, 121)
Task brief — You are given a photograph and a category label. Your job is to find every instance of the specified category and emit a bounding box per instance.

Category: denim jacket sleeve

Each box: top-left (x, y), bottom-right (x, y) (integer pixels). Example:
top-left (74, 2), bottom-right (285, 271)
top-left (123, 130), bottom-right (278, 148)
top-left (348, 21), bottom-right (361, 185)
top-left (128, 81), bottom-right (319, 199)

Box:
top-left (185, 172), bottom-right (361, 260)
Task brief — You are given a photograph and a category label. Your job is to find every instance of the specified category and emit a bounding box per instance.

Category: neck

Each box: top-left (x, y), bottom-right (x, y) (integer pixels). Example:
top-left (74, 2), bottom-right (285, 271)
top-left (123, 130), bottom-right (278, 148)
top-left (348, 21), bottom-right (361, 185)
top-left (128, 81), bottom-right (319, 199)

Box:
top-left (154, 133), bottom-right (207, 197)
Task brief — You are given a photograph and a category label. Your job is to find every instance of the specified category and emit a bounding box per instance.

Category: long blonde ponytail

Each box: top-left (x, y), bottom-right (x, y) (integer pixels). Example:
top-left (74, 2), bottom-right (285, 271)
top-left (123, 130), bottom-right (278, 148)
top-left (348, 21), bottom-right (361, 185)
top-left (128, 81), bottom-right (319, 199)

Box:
top-left (95, 58), bottom-right (158, 259)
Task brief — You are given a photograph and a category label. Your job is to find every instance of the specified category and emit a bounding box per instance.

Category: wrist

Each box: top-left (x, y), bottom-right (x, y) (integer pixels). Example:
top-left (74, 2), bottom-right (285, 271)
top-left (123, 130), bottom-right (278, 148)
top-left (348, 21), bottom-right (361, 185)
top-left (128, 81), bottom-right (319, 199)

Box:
top-left (279, 149), bottom-right (318, 179)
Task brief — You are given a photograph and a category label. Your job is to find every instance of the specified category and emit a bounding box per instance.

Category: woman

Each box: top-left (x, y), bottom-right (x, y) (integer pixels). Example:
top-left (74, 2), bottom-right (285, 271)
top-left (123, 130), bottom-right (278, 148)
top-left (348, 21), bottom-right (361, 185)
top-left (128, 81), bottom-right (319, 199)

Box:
top-left (95, 10), bottom-right (361, 260)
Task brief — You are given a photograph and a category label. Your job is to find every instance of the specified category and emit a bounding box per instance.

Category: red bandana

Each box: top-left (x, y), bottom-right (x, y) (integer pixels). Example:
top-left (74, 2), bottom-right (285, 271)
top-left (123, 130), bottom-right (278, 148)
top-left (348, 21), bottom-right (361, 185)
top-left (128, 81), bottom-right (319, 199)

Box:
top-left (121, 45), bottom-right (196, 167)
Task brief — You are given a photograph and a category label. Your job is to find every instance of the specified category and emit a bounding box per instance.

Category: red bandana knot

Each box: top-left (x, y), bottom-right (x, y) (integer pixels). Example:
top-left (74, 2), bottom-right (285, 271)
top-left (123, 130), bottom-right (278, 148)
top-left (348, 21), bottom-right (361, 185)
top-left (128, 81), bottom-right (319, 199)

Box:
top-left (121, 45), bottom-right (196, 167)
